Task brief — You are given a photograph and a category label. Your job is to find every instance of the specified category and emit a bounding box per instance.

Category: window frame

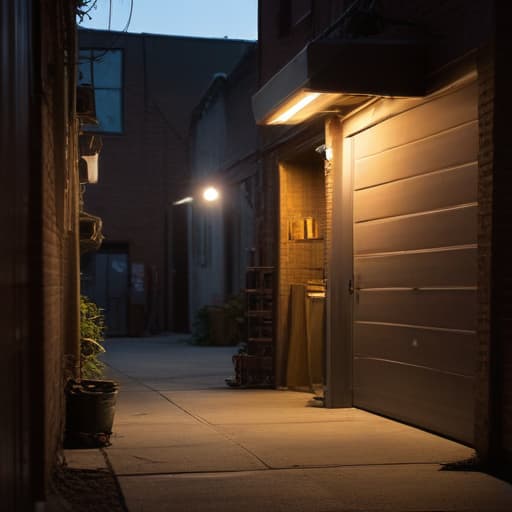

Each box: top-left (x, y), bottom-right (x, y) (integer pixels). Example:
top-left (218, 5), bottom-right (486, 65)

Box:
top-left (78, 48), bottom-right (124, 135)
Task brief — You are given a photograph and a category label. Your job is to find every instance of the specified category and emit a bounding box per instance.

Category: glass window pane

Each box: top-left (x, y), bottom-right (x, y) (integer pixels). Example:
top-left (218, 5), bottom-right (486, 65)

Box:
top-left (93, 50), bottom-right (122, 88)
top-left (93, 89), bottom-right (122, 133)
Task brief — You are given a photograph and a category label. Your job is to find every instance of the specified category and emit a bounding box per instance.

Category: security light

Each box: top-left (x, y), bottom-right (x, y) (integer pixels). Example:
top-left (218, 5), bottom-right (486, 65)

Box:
top-left (202, 186), bottom-right (220, 202)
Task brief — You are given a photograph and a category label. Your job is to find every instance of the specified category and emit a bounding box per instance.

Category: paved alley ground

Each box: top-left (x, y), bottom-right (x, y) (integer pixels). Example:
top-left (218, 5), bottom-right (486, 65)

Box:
top-left (65, 335), bottom-right (512, 511)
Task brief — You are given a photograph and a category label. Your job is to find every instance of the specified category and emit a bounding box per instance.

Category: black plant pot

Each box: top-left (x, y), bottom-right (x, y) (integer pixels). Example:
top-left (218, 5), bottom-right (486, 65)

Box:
top-left (65, 379), bottom-right (119, 447)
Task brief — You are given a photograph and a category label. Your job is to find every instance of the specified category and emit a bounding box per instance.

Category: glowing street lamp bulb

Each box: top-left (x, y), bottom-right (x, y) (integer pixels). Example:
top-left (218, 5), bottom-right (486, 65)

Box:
top-left (203, 186), bottom-right (219, 202)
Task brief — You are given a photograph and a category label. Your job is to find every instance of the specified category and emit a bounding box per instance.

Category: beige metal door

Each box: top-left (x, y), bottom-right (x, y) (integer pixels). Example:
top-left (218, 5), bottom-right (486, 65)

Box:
top-left (351, 81), bottom-right (478, 444)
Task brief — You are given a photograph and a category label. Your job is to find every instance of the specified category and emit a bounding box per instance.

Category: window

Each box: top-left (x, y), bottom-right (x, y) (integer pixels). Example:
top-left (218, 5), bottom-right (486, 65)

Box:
top-left (78, 49), bottom-right (123, 133)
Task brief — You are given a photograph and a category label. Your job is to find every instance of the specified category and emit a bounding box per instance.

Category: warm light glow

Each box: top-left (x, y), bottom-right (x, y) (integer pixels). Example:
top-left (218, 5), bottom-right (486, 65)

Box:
top-left (270, 92), bottom-right (321, 124)
top-left (265, 91), bottom-right (344, 125)
top-left (325, 147), bottom-right (333, 161)
top-left (172, 196), bottom-right (194, 205)
top-left (202, 186), bottom-right (220, 202)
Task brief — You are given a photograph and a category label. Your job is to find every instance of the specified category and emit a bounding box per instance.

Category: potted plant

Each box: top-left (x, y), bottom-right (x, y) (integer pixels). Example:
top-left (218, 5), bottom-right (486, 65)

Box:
top-left (65, 295), bottom-right (119, 447)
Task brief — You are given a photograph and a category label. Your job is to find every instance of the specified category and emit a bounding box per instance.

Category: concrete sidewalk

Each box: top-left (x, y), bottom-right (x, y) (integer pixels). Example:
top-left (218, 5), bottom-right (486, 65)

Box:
top-left (66, 335), bottom-right (512, 511)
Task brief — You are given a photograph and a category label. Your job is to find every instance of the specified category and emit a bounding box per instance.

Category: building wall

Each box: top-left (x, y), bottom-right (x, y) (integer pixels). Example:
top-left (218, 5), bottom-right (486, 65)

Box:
top-left (188, 48), bottom-right (258, 326)
top-left (79, 29), bottom-right (252, 332)
top-left (278, 157), bottom-right (325, 386)
top-left (256, 0), bottom-right (509, 464)
top-left (483, 0), bottom-right (512, 465)
top-left (258, 0), bottom-right (492, 88)
top-left (1, 0), bottom-right (79, 508)
top-left (258, 0), bottom-right (349, 84)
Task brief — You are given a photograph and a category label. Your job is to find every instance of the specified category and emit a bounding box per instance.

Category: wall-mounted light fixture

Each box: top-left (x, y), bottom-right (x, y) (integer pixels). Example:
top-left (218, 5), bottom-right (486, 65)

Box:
top-left (267, 91), bottom-right (344, 125)
top-left (172, 186), bottom-right (221, 206)
top-left (315, 144), bottom-right (333, 162)
top-left (202, 186), bottom-right (220, 202)
top-left (252, 39), bottom-right (426, 126)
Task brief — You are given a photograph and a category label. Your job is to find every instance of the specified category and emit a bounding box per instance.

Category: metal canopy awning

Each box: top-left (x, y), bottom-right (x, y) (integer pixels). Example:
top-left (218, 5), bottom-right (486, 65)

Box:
top-left (252, 39), bottom-right (426, 125)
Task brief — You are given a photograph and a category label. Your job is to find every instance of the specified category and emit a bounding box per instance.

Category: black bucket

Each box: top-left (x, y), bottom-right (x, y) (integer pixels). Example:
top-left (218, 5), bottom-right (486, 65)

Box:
top-left (65, 379), bottom-right (119, 447)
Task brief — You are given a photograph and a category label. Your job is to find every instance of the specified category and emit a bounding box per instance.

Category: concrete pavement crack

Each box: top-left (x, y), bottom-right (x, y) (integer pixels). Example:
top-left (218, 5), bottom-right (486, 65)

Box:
top-left (153, 388), bottom-right (274, 470)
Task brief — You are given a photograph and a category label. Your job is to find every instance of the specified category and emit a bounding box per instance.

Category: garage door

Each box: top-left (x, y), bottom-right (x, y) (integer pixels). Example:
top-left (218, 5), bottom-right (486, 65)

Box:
top-left (351, 81), bottom-right (478, 444)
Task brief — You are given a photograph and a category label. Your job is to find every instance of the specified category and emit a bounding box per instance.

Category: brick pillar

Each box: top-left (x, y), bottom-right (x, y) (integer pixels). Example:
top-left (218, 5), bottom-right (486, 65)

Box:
top-left (475, 40), bottom-right (494, 463)
top-left (476, 0), bottom-right (512, 466)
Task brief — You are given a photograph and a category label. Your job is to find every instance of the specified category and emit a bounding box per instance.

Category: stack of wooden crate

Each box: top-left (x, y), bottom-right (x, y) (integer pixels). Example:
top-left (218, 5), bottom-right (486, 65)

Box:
top-left (229, 267), bottom-right (274, 387)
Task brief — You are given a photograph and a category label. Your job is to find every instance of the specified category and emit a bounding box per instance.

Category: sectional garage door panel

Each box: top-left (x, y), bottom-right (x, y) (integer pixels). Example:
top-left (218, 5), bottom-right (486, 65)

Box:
top-left (354, 204), bottom-right (477, 255)
top-left (354, 81), bottom-right (478, 160)
top-left (353, 359), bottom-right (475, 444)
top-left (354, 163), bottom-right (477, 223)
top-left (354, 323), bottom-right (477, 377)
top-left (354, 120), bottom-right (478, 190)
top-left (355, 247), bottom-right (477, 289)
top-left (356, 289), bottom-right (477, 331)
top-left (351, 81), bottom-right (478, 444)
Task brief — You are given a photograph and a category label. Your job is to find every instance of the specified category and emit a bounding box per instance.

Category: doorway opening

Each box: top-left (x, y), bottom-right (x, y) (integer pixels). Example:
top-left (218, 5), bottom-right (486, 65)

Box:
top-left (277, 146), bottom-right (327, 397)
top-left (81, 242), bottom-right (130, 336)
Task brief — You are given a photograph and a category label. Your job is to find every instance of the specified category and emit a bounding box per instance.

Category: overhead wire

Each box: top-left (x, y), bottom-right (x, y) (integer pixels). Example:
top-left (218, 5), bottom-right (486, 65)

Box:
top-left (81, 0), bottom-right (135, 63)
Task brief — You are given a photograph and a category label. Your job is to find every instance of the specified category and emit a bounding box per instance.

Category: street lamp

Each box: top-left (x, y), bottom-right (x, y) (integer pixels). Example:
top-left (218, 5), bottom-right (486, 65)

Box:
top-left (172, 185), bottom-right (221, 206)
top-left (202, 186), bottom-right (220, 202)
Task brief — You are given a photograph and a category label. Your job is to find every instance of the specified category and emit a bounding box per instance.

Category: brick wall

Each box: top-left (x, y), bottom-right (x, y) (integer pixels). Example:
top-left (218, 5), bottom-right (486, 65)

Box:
top-left (39, 0), bottom-right (80, 491)
top-left (0, 1), bottom-right (78, 508)
top-left (277, 156), bottom-right (325, 386)
top-left (475, 41), bottom-right (494, 462)
top-left (488, 0), bottom-right (512, 464)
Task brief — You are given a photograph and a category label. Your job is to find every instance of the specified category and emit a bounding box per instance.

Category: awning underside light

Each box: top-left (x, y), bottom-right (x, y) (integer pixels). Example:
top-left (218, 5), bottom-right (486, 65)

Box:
top-left (267, 91), bottom-right (368, 125)
top-left (253, 39), bottom-right (426, 126)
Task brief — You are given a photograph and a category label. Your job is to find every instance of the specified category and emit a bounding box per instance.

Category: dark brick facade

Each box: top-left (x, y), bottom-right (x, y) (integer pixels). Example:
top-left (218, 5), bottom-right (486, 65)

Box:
top-left (1, 0), bottom-right (79, 508)
top-left (487, 0), bottom-right (512, 465)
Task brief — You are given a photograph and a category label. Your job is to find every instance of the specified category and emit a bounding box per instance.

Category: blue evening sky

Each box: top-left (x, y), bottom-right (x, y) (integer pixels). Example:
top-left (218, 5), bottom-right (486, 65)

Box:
top-left (79, 0), bottom-right (258, 40)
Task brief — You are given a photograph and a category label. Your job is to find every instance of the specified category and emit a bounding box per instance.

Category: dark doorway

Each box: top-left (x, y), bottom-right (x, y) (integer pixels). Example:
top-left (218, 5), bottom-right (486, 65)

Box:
top-left (82, 243), bottom-right (130, 336)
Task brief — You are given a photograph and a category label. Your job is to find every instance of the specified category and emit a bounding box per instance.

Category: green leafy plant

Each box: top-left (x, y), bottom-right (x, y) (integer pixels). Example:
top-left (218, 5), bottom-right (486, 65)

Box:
top-left (80, 294), bottom-right (106, 379)
top-left (191, 293), bottom-right (246, 346)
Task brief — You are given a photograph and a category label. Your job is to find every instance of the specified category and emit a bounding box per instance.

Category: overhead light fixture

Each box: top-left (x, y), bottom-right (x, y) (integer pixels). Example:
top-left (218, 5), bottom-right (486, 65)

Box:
top-left (202, 186), bottom-right (220, 202)
top-left (267, 90), bottom-right (342, 125)
top-left (269, 92), bottom-right (320, 124)
top-left (252, 40), bottom-right (427, 126)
